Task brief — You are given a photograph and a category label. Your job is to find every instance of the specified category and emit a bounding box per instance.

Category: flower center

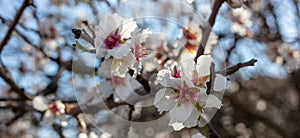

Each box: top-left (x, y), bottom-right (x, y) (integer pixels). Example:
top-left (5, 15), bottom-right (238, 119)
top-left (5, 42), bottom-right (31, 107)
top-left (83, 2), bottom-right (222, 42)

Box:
top-left (134, 44), bottom-right (150, 61)
top-left (183, 28), bottom-right (197, 40)
top-left (49, 103), bottom-right (59, 114)
top-left (172, 66), bottom-right (181, 78)
top-left (104, 31), bottom-right (122, 49)
top-left (175, 86), bottom-right (197, 106)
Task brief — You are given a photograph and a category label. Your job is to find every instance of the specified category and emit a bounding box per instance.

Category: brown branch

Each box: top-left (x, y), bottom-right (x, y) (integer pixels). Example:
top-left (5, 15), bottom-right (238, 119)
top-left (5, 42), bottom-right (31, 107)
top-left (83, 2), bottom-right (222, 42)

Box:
top-left (0, 68), bottom-right (30, 100)
top-left (219, 59), bottom-right (258, 75)
top-left (0, 0), bottom-right (33, 53)
top-left (195, 0), bottom-right (225, 61)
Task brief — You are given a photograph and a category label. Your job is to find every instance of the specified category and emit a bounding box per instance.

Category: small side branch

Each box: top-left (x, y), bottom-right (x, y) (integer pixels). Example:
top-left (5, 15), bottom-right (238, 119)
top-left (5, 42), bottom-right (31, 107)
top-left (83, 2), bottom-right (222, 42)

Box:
top-left (219, 59), bottom-right (258, 75)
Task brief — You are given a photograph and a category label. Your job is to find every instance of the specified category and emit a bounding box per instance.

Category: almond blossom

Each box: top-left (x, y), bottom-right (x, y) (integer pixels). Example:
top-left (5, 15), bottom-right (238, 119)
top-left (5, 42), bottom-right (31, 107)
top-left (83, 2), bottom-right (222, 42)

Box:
top-left (154, 55), bottom-right (226, 131)
top-left (94, 13), bottom-right (138, 59)
top-left (97, 58), bottom-right (142, 101)
top-left (32, 96), bottom-right (67, 126)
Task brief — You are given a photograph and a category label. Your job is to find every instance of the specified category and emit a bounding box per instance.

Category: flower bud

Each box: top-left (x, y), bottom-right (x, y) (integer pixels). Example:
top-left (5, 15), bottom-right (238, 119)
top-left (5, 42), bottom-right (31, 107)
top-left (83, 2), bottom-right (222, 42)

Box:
top-left (227, 0), bottom-right (244, 8)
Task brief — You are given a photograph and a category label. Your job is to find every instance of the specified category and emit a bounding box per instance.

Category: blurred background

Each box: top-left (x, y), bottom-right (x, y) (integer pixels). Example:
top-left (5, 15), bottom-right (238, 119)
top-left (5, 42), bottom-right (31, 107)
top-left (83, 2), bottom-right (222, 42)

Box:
top-left (0, 0), bottom-right (299, 137)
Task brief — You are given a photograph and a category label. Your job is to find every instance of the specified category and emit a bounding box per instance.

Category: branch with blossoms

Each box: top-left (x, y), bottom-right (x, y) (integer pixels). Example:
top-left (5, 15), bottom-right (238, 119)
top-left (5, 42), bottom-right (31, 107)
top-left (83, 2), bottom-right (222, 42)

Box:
top-left (67, 0), bottom-right (259, 137)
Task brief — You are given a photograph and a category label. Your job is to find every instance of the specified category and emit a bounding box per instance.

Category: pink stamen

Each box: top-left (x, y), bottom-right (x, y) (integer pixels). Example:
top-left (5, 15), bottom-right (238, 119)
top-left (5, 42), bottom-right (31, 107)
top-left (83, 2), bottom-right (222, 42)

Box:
top-left (104, 32), bottom-right (122, 49)
top-left (174, 85), bottom-right (198, 106)
top-left (134, 44), bottom-right (149, 61)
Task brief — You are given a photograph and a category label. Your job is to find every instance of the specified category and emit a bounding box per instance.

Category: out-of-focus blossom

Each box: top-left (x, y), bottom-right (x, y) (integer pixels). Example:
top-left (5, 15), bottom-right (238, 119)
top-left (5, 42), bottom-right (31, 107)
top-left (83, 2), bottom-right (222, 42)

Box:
top-left (230, 8), bottom-right (253, 36)
top-left (32, 96), bottom-right (67, 126)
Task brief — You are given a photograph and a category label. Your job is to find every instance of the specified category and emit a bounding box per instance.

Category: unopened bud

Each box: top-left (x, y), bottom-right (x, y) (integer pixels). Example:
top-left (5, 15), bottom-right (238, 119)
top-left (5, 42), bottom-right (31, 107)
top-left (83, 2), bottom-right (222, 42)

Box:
top-left (227, 0), bottom-right (244, 8)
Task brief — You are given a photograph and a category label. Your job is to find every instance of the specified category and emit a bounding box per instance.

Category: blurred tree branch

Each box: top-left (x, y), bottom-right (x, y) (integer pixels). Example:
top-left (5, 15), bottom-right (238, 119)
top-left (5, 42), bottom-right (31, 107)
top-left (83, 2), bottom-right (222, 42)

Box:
top-left (0, 0), bottom-right (34, 53)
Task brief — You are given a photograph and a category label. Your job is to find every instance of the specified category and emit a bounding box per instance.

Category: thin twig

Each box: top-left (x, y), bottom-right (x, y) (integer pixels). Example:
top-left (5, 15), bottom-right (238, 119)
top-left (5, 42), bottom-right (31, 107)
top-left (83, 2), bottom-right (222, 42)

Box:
top-left (219, 59), bottom-right (258, 75)
top-left (194, 0), bottom-right (225, 61)
top-left (0, 0), bottom-right (33, 53)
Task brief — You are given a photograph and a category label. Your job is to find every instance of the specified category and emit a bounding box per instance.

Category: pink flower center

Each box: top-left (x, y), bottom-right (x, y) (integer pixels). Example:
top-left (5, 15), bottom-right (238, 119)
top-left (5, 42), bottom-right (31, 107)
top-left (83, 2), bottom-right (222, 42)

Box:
top-left (175, 86), bottom-right (198, 106)
top-left (104, 32), bottom-right (121, 49)
top-left (134, 44), bottom-right (149, 61)
top-left (49, 103), bottom-right (59, 115)
top-left (172, 66), bottom-right (181, 78)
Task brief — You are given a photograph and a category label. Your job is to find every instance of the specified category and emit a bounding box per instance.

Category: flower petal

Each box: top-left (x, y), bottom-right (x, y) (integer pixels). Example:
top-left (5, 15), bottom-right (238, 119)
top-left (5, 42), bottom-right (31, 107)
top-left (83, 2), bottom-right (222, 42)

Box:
top-left (98, 58), bottom-right (113, 78)
top-left (112, 53), bottom-right (136, 78)
top-left (213, 74), bottom-right (226, 91)
top-left (205, 95), bottom-right (222, 109)
top-left (107, 43), bottom-right (131, 59)
top-left (183, 107), bottom-right (200, 128)
top-left (154, 88), bottom-right (177, 114)
top-left (196, 55), bottom-right (214, 76)
top-left (32, 96), bottom-right (49, 112)
top-left (156, 69), bottom-right (181, 89)
top-left (169, 103), bottom-right (195, 128)
top-left (98, 80), bottom-right (114, 99)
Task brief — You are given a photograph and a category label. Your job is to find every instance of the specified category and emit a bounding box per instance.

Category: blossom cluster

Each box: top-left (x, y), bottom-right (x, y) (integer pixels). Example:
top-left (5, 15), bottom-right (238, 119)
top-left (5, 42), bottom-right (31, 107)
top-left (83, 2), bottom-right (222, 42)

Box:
top-left (75, 13), bottom-right (226, 130)
top-left (154, 55), bottom-right (226, 130)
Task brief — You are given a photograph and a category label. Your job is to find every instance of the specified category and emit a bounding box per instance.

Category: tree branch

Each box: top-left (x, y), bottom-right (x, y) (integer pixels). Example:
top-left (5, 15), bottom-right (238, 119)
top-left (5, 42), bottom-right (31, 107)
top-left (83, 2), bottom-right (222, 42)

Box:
top-left (194, 0), bottom-right (225, 61)
top-left (219, 59), bottom-right (258, 75)
top-left (0, 0), bottom-right (33, 53)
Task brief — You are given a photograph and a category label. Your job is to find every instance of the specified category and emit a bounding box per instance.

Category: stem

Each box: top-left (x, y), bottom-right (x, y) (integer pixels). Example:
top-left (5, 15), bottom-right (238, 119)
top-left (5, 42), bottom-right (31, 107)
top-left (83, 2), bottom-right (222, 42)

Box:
top-left (0, 0), bottom-right (33, 53)
top-left (194, 0), bottom-right (225, 61)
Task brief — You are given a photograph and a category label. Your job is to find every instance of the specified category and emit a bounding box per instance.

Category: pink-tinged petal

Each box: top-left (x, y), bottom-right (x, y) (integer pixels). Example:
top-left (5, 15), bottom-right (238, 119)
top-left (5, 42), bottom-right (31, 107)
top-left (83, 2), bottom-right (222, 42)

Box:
top-left (213, 74), bottom-right (227, 91)
top-left (154, 88), bottom-right (177, 114)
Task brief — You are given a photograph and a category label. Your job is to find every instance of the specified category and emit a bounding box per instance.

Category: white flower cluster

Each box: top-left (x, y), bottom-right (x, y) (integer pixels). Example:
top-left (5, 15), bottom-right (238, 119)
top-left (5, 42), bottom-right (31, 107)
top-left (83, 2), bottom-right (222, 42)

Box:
top-left (75, 13), bottom-right (226, 131)
top-left (154, 55), bottom-right (226, 130)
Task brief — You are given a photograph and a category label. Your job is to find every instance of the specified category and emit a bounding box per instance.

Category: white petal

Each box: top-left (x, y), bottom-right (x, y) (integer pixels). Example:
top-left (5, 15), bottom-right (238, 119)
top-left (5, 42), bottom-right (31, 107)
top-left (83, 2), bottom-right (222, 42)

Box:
top-left (43, 110), bottom-right (55, 125)
top-left (196, 55), bottom-right (214, 76)
top-left (192, 132), bottom-right (206, 138)
top-left (114, 75), bottom-right (132, 100)
top-left (129, 79), bottom-right (143, 90)
top-left (180, 59), bottom-right (195, 80)
top-left (156, 69), bottom-right (181, 89)
top-left (154, 88), bottom-right (177, 114)
top-left (213, 74), bottom-right (227, 91)
top-left (169, 122), bottom-right (185, 131)
top-left (98, 58), bottom-right (112, 78)
top-left (183, 107), bottom-right (200, 128)
top-left (98, 80), bottom-right (114, 99)
top-left (120, 18), bottom-right (138, 39)
top-left (197, 89), bottom-right (209, 107)
top-left (107, 44), bottom-right (131, 59)
top-left (169, 103), bottom-right (195, 126)
top-left (32, 96), bottom-right (49, 112)
top-left (112, 53), bottom-right (136, 78)
top-left (205, 95), bottom-right (222, 109)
